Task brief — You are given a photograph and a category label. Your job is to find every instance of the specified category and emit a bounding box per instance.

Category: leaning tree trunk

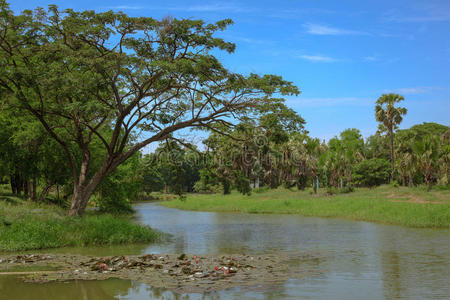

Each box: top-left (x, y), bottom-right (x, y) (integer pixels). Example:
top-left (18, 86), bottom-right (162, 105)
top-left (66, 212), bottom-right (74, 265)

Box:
top-left (38, 182), bottom-right (53, 203)
top-left (69, 186), bottom-right (92, 216)
top-left (68, 154), bottom-right (118, 216)
top-left (69, 174), bottom-right (105, 216)
top-left (68, 151), bottom-right (99, 216)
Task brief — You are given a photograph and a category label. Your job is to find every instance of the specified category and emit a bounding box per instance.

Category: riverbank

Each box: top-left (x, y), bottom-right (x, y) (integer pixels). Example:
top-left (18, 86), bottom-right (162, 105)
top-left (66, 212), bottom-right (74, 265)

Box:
top-left (0, 195), bottom-right (163, 252)
top-left (161, 185), bottom-right (450, 228)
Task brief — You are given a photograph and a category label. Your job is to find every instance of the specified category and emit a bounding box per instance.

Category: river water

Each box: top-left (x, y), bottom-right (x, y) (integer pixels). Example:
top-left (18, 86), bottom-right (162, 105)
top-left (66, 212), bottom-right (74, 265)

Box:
top-left (1, 202), bottom-right (449, 299)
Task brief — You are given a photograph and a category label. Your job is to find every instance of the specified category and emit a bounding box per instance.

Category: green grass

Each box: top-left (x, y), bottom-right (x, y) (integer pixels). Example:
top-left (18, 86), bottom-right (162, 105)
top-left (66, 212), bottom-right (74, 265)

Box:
top-left (161, 185), bottom-right (450, 228)
top-left (0, 194), bottom-right (163, 252)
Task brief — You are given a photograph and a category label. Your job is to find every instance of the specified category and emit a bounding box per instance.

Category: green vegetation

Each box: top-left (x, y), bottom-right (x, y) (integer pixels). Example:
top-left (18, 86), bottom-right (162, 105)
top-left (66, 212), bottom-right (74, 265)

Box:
top-left (161, 186), bottom-right (450, 228)
top-left (375, 93), bottom-right (408, 180)
top-left (0, 192), bottom-right (162, 252)
top-left (0, 2), bottom-right (448, 233)
top-left (0, 2), bottom-right (297, 216)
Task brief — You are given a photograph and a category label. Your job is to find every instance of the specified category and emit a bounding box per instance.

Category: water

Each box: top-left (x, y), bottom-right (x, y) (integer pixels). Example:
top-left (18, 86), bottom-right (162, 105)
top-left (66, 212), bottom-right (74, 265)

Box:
top-left (1, 203), bottom-right (449, 299)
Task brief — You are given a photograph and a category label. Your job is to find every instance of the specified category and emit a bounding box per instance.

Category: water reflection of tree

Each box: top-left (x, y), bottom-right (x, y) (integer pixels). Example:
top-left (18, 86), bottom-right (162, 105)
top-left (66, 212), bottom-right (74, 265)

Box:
top-left (210, 213), bottom-right (300, 254)
top-left (0, 277), bottom-right (132, 300)
top-left (381, 250), bottom-right (402, 299)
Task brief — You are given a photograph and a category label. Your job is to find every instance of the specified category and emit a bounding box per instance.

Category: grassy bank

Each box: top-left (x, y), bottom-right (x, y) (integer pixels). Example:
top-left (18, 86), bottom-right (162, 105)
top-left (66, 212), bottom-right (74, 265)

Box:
top-left (0, 194), bottom-right (163, 252)
top-left (161, 185), bottom-right (450, 228)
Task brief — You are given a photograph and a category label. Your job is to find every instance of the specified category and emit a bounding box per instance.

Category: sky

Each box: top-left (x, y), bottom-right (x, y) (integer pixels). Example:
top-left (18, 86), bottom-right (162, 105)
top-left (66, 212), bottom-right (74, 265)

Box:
top-left (10, 0), bottom-right (450, 141)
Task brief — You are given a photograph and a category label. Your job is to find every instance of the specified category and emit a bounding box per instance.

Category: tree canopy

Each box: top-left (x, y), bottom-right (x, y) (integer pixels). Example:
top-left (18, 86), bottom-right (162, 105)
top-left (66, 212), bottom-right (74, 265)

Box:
top-left (0, 2), bottom-right (298, 215)
top-left (375, 93), bottom-right (407, 180)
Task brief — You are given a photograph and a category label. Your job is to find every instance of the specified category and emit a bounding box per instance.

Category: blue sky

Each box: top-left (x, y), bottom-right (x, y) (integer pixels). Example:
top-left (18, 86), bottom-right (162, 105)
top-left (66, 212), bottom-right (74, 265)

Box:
top-left (11, 0), bottom-right (450, 141)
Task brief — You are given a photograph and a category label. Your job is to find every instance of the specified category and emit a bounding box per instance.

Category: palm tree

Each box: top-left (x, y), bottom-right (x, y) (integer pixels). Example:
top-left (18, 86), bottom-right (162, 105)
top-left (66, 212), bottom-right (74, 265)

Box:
top-left (412, 135), bottom-right (440, 190)
top-left (304, 137), bottom-right (321, 193)
top-left (375, 93), bottom-right (407, 181)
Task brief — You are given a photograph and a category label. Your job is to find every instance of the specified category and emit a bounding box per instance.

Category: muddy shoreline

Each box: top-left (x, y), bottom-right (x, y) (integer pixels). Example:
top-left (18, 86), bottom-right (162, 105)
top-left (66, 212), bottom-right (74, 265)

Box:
top-left (0, 253), bottom-right (323, 293)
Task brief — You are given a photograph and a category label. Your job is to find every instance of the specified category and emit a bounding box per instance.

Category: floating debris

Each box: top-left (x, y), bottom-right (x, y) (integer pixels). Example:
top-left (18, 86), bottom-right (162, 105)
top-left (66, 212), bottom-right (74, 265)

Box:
top-left (0, 253), bottom-right (324, 293)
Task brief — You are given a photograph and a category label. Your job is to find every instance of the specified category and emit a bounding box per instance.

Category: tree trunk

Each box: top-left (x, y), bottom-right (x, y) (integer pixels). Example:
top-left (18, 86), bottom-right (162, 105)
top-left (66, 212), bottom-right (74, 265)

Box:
top-left (69, 177), bottom-right (103, 216)
top-left (313, 176), bottom-right (317, 194)
top-left (31, 176), bottom-right (37, 201)
top-left (38, 183), bottom-right (53, 203)
top-left (69, 186), bottom-right (91, 216)
top-left (24, 180), bottom-right (29, 198)
top-left (425, 167), bottom-right (432, 191)
top-left (68, 150), bottom-right (95, 216)
top-left (67, 148), bottom-right (136, 216)
top-left (10, 174), bottom-right (16, 195)
top-left (390, 129), bottom-right (395, 182)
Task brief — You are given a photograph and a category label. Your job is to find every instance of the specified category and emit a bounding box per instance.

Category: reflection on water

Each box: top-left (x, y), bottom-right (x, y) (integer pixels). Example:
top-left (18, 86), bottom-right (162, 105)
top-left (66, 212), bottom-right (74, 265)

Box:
top-left (1, 202), bottom-right (449, 299)
top-left (0, 276), bottom-right (129, 300)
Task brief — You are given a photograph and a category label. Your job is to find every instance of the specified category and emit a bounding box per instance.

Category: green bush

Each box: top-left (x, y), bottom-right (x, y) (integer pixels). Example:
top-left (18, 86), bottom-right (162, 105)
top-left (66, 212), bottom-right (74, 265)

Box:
top-left (193, 181), bottom-right (223, 193)
top-left (326, 187), bottom-right (337, 195)
top-left (341, 185), bottom-right (354, 193)
top-left (326, 186), bottom-right (354, 195)
top-left (254, 186), bottom-right (269, 193)
top-left (96, 176), bottom-right (134, 214)
top-left (390, 180), bottom-right (400, 188)
top-left (353, 158), bottom-right (390, 187)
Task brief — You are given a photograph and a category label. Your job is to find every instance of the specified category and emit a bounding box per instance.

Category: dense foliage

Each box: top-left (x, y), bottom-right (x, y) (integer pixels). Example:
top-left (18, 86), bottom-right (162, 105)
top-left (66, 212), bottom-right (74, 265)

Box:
top-left (0, 3), bottom-right (448, 214)
top-left (0, 2), bottom-right (298, 215)
top-left (353, 158), bottom-right (390, 187)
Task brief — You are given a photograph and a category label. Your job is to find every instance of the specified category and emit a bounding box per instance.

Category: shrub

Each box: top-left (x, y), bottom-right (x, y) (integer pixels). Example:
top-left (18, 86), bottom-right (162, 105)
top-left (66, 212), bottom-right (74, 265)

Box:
top-left (353, 158), bottom-right (390, 187)
top-left (326, 187), bottom-right (337, 195)
top-left (341, 185), bottom-right (354, 193)
top-left (95, 176), bottom-right (134, 214)
top-left (193, 181), bottom-right (223, 193)
top-left (253, 186), bottom-right (269, 193)
top-left (326, 186), bottom-right (354, 195)
top-left (390, 180), bottom-right (400, 188)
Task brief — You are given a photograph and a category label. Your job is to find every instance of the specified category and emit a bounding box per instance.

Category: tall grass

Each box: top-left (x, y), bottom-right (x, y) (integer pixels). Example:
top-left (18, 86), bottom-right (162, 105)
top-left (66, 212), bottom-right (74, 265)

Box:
top-left (161, 185), bottom-right (450, 228)
top-left (0, 196), bottom-right (162, 251)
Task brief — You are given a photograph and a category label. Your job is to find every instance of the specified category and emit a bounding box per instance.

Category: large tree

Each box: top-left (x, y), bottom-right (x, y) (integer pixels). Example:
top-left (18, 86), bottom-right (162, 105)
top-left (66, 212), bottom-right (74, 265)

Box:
top-left (375, 93), bottom-right (407, 181)
top-left (0, 2), bottom-right (299, 215)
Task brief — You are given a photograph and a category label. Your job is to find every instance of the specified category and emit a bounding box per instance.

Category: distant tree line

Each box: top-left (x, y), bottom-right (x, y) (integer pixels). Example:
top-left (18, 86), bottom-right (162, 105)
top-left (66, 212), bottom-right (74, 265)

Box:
top-left (136, 93), bottom-right (449, 195)
top-left (141, 117), bottom-right (449, 196)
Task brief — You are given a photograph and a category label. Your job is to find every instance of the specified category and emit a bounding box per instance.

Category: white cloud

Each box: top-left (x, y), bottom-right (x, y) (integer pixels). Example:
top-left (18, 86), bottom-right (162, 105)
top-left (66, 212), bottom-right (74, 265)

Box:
top-left (304, 23), bottom-right (369, 36)
top-left (394, 88), bottom-right (428, 94)
top-left (364, 56), bottom-right (378, 61)
top-left (387, 86), bottom-right (449, 95)
top-left (222, 35), bottom-right (273, 45)
top-left (298, 55), bottom-right (337, 62)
